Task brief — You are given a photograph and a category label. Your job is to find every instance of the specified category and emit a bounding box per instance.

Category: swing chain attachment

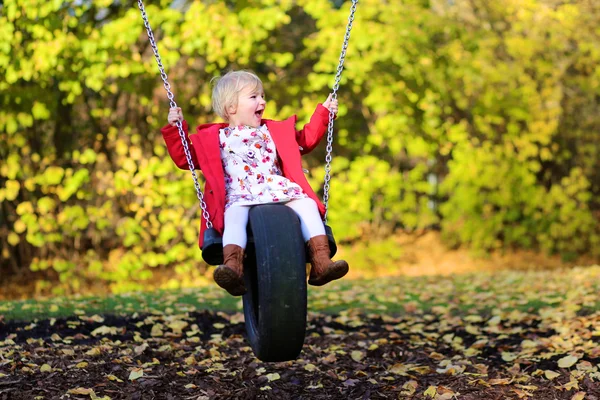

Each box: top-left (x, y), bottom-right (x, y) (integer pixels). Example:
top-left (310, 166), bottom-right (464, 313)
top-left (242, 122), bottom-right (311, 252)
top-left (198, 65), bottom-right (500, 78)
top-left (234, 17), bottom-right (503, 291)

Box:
top-left (323, 0), bottom-right (358, 223)
top-left (137, 0), bottom-right (212, 229)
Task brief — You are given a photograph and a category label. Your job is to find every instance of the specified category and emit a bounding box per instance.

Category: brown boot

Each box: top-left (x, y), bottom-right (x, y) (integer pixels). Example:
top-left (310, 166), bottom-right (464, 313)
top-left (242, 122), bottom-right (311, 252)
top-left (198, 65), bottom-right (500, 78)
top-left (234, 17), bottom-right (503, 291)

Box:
top-left (213, 244), bottom-right (246, 296)
top-left (307, 235), bottom-right (349, 286)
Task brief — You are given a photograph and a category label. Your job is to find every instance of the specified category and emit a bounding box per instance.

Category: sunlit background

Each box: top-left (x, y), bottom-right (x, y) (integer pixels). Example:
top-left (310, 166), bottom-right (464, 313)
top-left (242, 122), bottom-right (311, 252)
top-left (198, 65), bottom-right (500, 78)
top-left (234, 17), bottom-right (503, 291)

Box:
top-left (1, 0), bottom-right (599, 300)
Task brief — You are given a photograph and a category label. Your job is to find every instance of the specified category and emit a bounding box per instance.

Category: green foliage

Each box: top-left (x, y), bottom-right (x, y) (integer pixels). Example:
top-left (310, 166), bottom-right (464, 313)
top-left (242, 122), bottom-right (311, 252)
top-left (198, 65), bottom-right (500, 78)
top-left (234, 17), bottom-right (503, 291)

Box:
top-left (0, 0), bottom-right (599, 296)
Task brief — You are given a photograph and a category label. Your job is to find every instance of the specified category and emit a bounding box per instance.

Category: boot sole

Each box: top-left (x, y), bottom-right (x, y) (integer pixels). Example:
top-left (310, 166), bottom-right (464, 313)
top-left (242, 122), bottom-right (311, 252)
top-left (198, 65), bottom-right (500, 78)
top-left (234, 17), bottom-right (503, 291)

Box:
top-left (308, 262), bottom-right (349, 286)
top-left (214, 266), bottom-right (246, 296)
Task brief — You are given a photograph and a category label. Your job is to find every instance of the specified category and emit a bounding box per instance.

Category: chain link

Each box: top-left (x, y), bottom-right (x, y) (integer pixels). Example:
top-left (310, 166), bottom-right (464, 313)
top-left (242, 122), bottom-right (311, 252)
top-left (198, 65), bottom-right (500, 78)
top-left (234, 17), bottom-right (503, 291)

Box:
top-left (137, 0), bottom-right (212, 228)
top-left (323, 0), bottom-right (358, 223)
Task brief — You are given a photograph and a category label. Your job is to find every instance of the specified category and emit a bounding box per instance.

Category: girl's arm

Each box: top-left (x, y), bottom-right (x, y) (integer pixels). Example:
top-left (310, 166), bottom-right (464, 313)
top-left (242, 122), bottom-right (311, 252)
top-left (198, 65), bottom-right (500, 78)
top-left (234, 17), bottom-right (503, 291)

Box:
top-left (296, 95), bottom-right (338, 155)
top-left (160, 118), bottom-right (201, 170)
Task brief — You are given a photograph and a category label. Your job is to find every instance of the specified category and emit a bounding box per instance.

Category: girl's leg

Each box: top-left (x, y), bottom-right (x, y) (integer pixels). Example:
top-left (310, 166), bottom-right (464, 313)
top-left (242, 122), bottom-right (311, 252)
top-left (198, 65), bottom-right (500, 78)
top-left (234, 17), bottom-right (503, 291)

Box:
top-left (284, 198), bottom-right (325, 242)
top-left (285, 198), bottom-right (348, 286)
top-left (215, 205), bottom-right (250, 296)
top-left (222, 205), bottom-right (250, 248)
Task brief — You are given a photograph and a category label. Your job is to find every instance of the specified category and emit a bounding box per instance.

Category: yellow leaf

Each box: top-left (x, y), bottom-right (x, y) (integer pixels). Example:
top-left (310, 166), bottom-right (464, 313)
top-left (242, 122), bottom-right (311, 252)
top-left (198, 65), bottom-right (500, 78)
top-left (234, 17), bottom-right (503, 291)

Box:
top-left (401, 380), bottom-right (418, 395)
top-left (40, 364), bottom-right (52, 373)
top-left (68, 388), bottom-right (94, 395)
top-left (576, 361), bottom-right (594, 372)
top-left (88, 315), bottom-right (105, 323)
top-left (389, 363), bottom-right (409, 376)
top-left (91, 326), bottom-right (118, 336)
top-left (555, 376), bottom-right (580, 391)
top-left (86, 347), bottom-right (102, 356)
top-left (304, 363), bottom-right (317, 372)
top-left (76, 361), bottom-right (88, 369)
top-left (134, 342), bottom-right (149, 355)
top-left (168, 320), bottom-right (188, 334)
top-left (512, 388), bottom-right (533, 398)
top-left (489, 378), bottom-right (511, 385)
top-left (266, 373), bottom-right (280, 382)
top-left (351, 350), bottom-right (364, 362)
top-left (544, 370), bottom-right (561, 380)
top-left (4, 180), bottom-right (20, 201)
top-left (129, 368), bottom-right (144, 381)
top-left (558, 355), bottom-right (579, 369)
top-left (502, 352), bottom-right (518, 362)
top-left (7, 232), bottom-right (19, 246)
top-left (571, 392), bottom-right (586, 400)
top-left (424, 386), bottom-right (437, 397)
top-left (13, 220), bottom-right (26, 234)
top-left (213, 323), bottom-right (225, 329)
top-left (184, 355), bottom-right (196, 366)
top-left (150, 324), bottom-right (164, 337)
top-left (411, 365), bottom-right (432, 375)
top-left (107, 374), bottom-right (123, 383)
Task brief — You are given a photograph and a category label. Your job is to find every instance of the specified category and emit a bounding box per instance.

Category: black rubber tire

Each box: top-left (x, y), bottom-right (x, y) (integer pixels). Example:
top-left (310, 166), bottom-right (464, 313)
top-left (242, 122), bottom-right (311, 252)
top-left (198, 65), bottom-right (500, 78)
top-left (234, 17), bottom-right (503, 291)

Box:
top-left (243, 204), bottom-right (307, 362)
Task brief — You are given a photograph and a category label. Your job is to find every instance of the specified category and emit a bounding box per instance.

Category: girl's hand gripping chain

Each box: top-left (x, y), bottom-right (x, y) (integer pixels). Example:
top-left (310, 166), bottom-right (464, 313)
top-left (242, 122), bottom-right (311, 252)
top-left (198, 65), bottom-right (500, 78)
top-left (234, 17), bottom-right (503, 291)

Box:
top-left (168, 107), bottom-right (184, 127)
top-left (322, 94), bottom-right (338, 115)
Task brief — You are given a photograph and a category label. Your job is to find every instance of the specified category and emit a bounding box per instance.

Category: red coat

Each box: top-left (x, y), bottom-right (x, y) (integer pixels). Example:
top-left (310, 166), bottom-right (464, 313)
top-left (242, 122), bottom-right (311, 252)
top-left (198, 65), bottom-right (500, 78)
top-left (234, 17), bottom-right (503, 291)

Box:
top-left (161, 104), bottom-right (330, 248)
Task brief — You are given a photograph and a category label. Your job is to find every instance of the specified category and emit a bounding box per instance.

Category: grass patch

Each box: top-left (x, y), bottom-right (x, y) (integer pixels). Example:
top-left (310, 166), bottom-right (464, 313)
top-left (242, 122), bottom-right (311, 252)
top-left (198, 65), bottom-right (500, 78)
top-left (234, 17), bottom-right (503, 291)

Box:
top-left (1, 266), bottom-right (599, 322)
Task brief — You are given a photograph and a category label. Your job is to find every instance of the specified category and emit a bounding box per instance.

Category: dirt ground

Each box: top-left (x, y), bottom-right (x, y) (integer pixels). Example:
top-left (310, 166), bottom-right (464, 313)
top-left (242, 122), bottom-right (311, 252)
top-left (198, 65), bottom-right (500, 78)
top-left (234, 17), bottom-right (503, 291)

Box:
top-left (2, 310), bottom-right (599, 399)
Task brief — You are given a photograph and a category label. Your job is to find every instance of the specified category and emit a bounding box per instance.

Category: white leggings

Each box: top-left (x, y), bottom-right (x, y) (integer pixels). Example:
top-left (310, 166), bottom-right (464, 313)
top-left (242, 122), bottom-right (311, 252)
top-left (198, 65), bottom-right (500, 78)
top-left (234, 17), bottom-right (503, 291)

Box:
top-left (222, 198), bottom-right (326, 248)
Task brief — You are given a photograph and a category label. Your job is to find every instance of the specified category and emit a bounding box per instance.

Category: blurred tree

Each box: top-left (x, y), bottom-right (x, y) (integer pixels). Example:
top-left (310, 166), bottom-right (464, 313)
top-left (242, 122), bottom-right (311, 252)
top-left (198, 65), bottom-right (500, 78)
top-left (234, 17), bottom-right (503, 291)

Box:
top-left (0, 0), bottom-right (598, 297)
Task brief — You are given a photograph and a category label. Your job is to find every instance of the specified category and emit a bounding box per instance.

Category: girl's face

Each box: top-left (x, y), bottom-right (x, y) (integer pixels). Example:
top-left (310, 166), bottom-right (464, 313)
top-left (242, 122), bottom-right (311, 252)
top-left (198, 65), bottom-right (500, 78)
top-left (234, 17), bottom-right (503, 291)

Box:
top-left (228, 84), bottom-right (266, 128)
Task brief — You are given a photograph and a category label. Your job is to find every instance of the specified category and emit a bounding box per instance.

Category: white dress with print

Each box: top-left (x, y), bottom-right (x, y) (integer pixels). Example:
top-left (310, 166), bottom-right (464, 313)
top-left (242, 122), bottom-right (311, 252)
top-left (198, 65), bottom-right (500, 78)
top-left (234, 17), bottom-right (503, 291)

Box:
top-left (219, 124), bottom-right (308, 210)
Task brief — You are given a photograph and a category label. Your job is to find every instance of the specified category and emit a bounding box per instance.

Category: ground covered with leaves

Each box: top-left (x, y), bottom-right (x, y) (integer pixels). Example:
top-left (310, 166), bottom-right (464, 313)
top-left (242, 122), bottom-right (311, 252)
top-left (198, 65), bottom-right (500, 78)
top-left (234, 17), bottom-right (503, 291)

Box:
top-left (1, 267), bottom-right (600, 399)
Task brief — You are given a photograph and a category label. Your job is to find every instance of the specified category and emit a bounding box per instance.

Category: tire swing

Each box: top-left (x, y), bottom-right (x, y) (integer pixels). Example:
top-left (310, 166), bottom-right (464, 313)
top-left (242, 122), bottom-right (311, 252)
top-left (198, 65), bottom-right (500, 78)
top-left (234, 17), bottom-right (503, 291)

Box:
top-left (137, 0), bottom-right (357, 362)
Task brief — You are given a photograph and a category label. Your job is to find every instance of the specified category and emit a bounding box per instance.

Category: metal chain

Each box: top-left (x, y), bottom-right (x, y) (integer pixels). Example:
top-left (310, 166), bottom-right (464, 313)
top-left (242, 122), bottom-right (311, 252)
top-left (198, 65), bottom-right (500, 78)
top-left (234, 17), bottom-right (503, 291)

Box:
top-left (137, 0), bottom-right (212, 228)
top-left (323, 0), bottom-right (358, 223)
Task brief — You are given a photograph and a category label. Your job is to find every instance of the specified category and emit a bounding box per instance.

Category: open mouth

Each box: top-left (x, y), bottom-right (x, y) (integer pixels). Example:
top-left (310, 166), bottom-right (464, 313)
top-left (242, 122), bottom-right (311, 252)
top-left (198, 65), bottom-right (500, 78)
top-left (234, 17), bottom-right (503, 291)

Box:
top-left (255, 109), bottom-right (264, 119)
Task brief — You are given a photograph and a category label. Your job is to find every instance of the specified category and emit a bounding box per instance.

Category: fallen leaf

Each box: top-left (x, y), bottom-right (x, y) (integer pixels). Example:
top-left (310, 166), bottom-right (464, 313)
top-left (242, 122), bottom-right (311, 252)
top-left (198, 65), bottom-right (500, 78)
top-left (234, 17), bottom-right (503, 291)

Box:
top-left (401, 380), bottom-right (418, 395)
top-left (544, 370), bottom-right (561, 380)
top-left (68, 388), bottom-right (94, 395)
top-left (129, 368), bottom-right (144, 381)
top-left (512, 388), bottom-right (533, 398)
top-left (558, 355), bottom-right (579, 369)
top-left (489, 378), bottom-right (511, 385)
top-left (424, 385), bottom-right (437, 398)
top-left (40, 364), bottom-right (52, 373)
top-left (91, 326), bottom-right (118, 336)
top-left (304, 363), bottom-right (317, 372)
top-left (266, 373), bottom-right (280, 382)
top-left (107, 374), bottom-right (123, 383)
top-left (86, 347), bottom-right (102, 356)
top-left (389, 363), bottom-right (410, 376)
top-left (350, 350), bottom-right (364, 362)
top-left (134, 342), bottom-right (149, 355)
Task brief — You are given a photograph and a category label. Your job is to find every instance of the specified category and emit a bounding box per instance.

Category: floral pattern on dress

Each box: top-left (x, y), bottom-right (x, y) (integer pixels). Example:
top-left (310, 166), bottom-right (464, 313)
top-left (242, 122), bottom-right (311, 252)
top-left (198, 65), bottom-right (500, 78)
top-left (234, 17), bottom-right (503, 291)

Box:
top-left (219, 124), bottom-right (307, 210)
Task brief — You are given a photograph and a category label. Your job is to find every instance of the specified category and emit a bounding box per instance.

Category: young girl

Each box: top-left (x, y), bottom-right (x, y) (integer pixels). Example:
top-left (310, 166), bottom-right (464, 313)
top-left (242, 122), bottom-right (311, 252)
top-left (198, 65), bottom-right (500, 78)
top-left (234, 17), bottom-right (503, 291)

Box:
top-left (161, 70), bottom-right (348, 296)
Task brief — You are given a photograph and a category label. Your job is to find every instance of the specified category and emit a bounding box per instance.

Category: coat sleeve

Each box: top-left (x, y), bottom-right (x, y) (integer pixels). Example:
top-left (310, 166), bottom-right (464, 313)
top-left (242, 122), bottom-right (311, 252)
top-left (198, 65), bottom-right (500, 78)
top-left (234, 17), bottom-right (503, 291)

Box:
top-left (160, 120), bottom-right (200, 170)
top-left (295, 104), bottom-right (332, 155)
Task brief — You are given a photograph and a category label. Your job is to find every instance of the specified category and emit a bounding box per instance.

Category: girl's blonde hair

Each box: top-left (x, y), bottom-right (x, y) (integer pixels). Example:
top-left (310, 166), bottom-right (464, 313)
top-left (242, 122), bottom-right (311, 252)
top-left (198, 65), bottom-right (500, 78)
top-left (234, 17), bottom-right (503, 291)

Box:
top-left (211, 70), bottom-right (263, 121)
